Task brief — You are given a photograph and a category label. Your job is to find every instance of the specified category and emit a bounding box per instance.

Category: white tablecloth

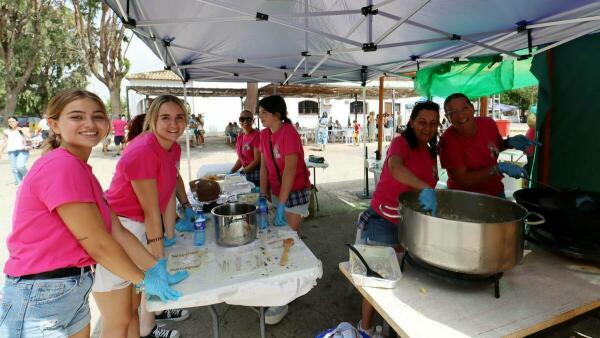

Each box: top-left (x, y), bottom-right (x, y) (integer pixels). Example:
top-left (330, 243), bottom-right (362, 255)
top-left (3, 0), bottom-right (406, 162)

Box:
top-left (147, 220), bottom-right (323, 311)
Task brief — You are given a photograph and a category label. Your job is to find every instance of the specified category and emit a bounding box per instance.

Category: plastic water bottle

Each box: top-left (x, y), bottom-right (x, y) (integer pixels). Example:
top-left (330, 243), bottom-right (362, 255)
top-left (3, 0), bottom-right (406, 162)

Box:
top-left (372, 325), bottom-right (384, 338)
top-left (193, 211), bottom-right (206, 246)
top-left (257, 195), bottom-right (269, 230)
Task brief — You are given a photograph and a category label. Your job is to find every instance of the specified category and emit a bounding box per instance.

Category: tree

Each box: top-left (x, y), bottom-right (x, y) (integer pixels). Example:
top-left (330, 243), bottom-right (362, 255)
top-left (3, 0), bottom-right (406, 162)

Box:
top-left (15, 5), bottom-right (88, 116)
top-left (500, 86), bottom-right (538, 113)
top-left (0, 0), bottom-right (55, 123)
top-left (72, 0), bottom-right (130, 116)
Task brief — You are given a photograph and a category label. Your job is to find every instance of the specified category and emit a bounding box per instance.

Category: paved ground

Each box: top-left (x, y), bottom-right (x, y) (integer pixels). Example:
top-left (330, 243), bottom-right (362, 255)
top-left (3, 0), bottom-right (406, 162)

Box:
top-left (0, 133), bottom-right (598, 337)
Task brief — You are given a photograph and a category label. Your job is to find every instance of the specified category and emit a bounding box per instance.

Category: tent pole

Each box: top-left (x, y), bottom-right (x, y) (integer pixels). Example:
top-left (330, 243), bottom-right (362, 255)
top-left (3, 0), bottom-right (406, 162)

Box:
top-left (359, 85), bottom-right (370, 199)
top-left (391, 88), bottom-right (395, 135)
top-left (377, 76), bottom-right (384, 160)
top-left (183, 82), bottom-right (192, 183)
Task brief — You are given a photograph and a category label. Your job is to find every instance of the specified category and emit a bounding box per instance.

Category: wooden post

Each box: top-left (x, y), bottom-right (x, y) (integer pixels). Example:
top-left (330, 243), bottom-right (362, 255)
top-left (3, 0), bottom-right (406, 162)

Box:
top-left (377, 76), bottom-right (384, 160)
top-left (479, 97), bottom-right (488, 117)
top-left (245, 82), bottom-right (258, 113)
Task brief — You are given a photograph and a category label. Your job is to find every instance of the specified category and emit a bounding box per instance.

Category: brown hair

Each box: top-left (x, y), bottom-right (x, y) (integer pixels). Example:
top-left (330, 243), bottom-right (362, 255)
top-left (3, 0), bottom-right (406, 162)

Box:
top-left (42, 89), bottom-right (108, 154)
top-left (127, 113), bottom-right (146, 143)
top-left (143, 95), bottom-right (188, 133)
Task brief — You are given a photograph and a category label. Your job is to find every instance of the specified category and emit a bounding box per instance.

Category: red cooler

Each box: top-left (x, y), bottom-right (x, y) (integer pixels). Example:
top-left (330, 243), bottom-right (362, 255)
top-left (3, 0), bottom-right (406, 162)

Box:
top-left (495, 119), bottom-right (510, 137)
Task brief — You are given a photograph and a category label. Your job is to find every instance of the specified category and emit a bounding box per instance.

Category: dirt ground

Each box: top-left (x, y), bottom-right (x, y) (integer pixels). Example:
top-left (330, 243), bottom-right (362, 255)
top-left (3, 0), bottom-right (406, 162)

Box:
top-left (0, 135), bottom-right (598, 337)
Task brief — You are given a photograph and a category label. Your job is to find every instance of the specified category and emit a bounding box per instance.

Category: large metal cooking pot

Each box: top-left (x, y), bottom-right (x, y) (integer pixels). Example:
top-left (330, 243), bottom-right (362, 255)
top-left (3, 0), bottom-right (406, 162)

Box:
top-left (513, 187), bottom-right (600, 242)
top-left (212, 203), bottom-right (257, 247)
top-left (381, 190), bottom-right (544, 275)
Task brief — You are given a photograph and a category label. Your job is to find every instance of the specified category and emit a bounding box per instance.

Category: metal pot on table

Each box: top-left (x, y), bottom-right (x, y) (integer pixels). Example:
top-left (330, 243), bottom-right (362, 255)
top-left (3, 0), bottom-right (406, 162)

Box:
top-left (212, 203), bottom-right (257, 247)
top-left (380, 190), bottom-right (544, 275)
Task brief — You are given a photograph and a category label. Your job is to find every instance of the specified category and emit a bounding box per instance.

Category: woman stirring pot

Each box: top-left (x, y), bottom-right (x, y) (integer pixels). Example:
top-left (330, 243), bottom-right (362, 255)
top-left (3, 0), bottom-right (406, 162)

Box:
top-left (356, 101), bottom-right (440, 336)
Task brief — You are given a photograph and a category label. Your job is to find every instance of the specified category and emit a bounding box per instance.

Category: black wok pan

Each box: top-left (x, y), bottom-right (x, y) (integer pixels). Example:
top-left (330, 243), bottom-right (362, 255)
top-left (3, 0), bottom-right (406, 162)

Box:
top-left (513, 187), bottom-right (600, 242)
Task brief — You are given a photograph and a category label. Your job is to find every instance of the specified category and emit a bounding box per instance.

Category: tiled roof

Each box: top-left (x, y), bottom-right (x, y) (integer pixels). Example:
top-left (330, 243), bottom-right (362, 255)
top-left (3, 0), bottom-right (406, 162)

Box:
top-left (126, 70), bottom-right (181, 81)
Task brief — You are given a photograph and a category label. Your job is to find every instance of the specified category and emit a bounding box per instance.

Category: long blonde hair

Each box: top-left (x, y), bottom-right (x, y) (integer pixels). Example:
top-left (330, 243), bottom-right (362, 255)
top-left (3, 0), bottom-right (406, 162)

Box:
top-left (143, 95), bottom-right (188, 133)
top-left (42, 89), bottom-right (108, 154)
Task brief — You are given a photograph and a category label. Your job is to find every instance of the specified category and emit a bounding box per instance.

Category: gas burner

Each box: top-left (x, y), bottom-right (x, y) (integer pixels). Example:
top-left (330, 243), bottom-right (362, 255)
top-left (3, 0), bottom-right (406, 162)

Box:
top-left (401, 253), bottom-right (503, 298)
top-left (526, 225), bottom-right (600, 263)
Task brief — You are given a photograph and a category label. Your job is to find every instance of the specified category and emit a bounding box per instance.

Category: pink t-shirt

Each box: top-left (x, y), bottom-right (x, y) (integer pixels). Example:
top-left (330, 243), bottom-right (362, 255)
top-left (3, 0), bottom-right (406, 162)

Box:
top-left (371, 136), bottom-right (438, 223)
top-left (105, 132), bottom-right (181, 222)
top-left (4, 148), bottom-right (112, 276)
top-left (112, 119), bottom-right (127, 137)
top-left (236, 130), bottom-right (260, 167)
top-left (259, 124), bottom-right (310, 196)
top-left (439, 116), bottom-right (504, 196)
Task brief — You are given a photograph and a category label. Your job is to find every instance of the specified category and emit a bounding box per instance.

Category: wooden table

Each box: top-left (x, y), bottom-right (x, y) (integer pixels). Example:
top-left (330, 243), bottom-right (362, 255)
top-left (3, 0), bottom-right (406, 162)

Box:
top-left (340, 248), bottom-right (600, 338)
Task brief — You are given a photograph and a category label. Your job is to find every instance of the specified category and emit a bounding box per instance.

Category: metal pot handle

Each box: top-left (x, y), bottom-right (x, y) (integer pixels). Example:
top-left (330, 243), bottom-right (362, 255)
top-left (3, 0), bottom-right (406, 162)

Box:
top-left (525, 211), bottom-right (545, 225)
top-left (378, 203), bottom-right (401, 219)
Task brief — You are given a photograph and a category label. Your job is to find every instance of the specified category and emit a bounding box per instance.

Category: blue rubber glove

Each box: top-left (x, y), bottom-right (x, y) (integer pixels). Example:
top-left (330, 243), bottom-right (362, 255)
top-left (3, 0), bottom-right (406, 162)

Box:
top-left (507, 135), bottom-right (541, 151)
top-left (274, 203), bottom-right (288, 226)
top-left (183, 207), bottom-right (196, 221)
top-left (497, 162), bottom-right (527, 178)
top-left (175, 218), bottom-right (194, 232)
top-left (418, 188), bottom-right (437, 217)
top-left (154, 259), bottom-right (189, 285)
top-left (140, 261), bottom-right (182, 302)
top-left (164, 236), bottom-right (177, 247)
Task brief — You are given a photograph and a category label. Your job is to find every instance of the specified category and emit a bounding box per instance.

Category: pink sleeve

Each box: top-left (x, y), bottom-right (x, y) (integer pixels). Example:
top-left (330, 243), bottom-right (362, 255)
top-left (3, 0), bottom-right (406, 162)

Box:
top-left (123, 148), bottom-right (159, 180)
top-left (280, 126), bottom-right (302, 156)
top-left (388, 136), bottom-right (410, 162)
top-left (36, 158), bottom-right (96, 211)
top-left (439, 135), bottom-right (465, 170)
top-left (251, 132), bottom-right (260, 149)
top-left (258, 130), bottom-right (267, 154)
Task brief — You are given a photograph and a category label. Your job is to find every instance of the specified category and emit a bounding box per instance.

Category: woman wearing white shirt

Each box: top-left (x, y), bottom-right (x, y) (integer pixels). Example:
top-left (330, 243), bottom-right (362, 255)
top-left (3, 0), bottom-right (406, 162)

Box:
top-left (1, 116), bottom-right (31, 185)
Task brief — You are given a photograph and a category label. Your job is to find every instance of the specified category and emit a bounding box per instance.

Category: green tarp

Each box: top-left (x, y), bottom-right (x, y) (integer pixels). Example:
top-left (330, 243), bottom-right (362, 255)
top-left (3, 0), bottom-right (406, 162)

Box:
top-left (414, 52), bottom-right (538, 99)
top-left (530, 33), bottom-right (600, 192)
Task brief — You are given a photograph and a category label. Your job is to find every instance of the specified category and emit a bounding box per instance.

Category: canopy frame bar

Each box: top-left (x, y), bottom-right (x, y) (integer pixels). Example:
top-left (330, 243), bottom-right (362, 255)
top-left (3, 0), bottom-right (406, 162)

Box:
top-left (373, 0), bottom-right (431, 45)
top-left (283, 57), bottom-right (306, 85)
top-left (195, 0), bottom-right (364, 48)
top-left (136, 16), bottom-right (254, 26)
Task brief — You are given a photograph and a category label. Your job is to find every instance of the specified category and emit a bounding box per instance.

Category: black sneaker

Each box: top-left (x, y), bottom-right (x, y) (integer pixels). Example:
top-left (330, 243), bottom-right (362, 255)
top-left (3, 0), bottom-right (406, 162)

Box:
top-left (155, 309), bottom-right (190, 322)
top-left (142, 325), bottom-right (180, 338)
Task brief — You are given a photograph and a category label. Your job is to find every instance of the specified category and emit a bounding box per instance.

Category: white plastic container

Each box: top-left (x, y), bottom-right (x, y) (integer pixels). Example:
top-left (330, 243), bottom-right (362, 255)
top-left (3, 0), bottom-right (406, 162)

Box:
top-left (349, 244), bottom-right (402, 288)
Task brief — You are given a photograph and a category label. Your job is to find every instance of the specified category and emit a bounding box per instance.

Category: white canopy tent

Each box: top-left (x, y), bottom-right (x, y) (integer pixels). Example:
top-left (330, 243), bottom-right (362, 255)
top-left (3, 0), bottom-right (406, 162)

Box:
top-left (106, 0), bottom-right (600, 84)
top-left (105, 0), bottom-right (600, 183)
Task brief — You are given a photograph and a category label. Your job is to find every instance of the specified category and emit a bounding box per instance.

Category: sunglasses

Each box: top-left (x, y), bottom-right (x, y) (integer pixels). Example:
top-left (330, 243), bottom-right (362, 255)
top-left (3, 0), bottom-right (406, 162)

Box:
top-left (239, 117), bottom-right (253, 122)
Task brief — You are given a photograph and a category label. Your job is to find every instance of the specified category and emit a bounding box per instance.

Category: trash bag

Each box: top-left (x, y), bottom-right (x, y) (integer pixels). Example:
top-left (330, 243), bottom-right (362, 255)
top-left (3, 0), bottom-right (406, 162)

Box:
top-left (315, 322), bottom-right (368, 338)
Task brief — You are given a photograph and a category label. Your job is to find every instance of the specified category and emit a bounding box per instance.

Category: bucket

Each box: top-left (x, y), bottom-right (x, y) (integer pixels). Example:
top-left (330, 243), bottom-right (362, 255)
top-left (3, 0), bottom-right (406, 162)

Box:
top-left (495, 119), bottom-right (511, 137)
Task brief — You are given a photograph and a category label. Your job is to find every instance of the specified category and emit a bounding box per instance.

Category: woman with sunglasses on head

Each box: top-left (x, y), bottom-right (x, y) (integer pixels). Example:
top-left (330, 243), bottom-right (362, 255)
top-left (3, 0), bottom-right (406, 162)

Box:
top-left (230, 109), bottom-right (261, 186)
top-left (96, 95), bottom-right (191, 338)
top-left (0, 89), bottom-right (180, 338)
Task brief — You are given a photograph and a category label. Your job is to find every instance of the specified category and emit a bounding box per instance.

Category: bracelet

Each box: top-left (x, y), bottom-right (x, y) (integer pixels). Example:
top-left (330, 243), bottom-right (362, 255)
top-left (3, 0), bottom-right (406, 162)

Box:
top-left (134, 279), bottom-right (145, 293)
top-left (146, 236), bottom-right (164, 244)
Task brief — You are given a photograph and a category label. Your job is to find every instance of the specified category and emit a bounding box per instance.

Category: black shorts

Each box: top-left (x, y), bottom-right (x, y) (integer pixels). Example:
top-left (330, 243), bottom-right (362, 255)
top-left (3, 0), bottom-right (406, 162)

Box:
top-left (114, 135), bottom-right (124, 146)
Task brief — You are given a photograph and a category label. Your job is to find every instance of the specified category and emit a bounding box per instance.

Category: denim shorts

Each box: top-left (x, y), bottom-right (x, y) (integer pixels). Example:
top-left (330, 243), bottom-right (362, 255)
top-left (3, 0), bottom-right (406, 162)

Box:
top-left (0, 271), bottom-right (94, 338)
top-left (357, 207), bottom-right (400, 247)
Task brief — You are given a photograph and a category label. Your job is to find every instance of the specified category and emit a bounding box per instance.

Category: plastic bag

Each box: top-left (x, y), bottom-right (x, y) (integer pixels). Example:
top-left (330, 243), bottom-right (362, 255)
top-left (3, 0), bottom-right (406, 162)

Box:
top-left (315, 322), bottom-right (369, 338)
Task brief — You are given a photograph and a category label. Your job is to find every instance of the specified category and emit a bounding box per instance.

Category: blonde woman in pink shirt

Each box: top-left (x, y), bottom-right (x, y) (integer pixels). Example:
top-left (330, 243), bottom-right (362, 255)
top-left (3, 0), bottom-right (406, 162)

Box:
top-left (97, 95), bottom-right (191, 338)
top-left (1, 89), bottom-right (181, 338)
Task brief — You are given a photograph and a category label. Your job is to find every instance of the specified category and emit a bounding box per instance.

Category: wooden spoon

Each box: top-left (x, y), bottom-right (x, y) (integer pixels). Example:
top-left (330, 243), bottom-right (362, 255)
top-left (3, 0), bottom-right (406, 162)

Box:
top-left (280, 238), bottom-right (295, 266)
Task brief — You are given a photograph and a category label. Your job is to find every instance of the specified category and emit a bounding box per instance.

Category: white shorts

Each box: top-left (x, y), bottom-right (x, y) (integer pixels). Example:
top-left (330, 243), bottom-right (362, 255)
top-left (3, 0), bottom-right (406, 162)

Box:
top-left (92, 217), bottom-right (147, 293)
top-left (272, 194), bottom-right (309, 218)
